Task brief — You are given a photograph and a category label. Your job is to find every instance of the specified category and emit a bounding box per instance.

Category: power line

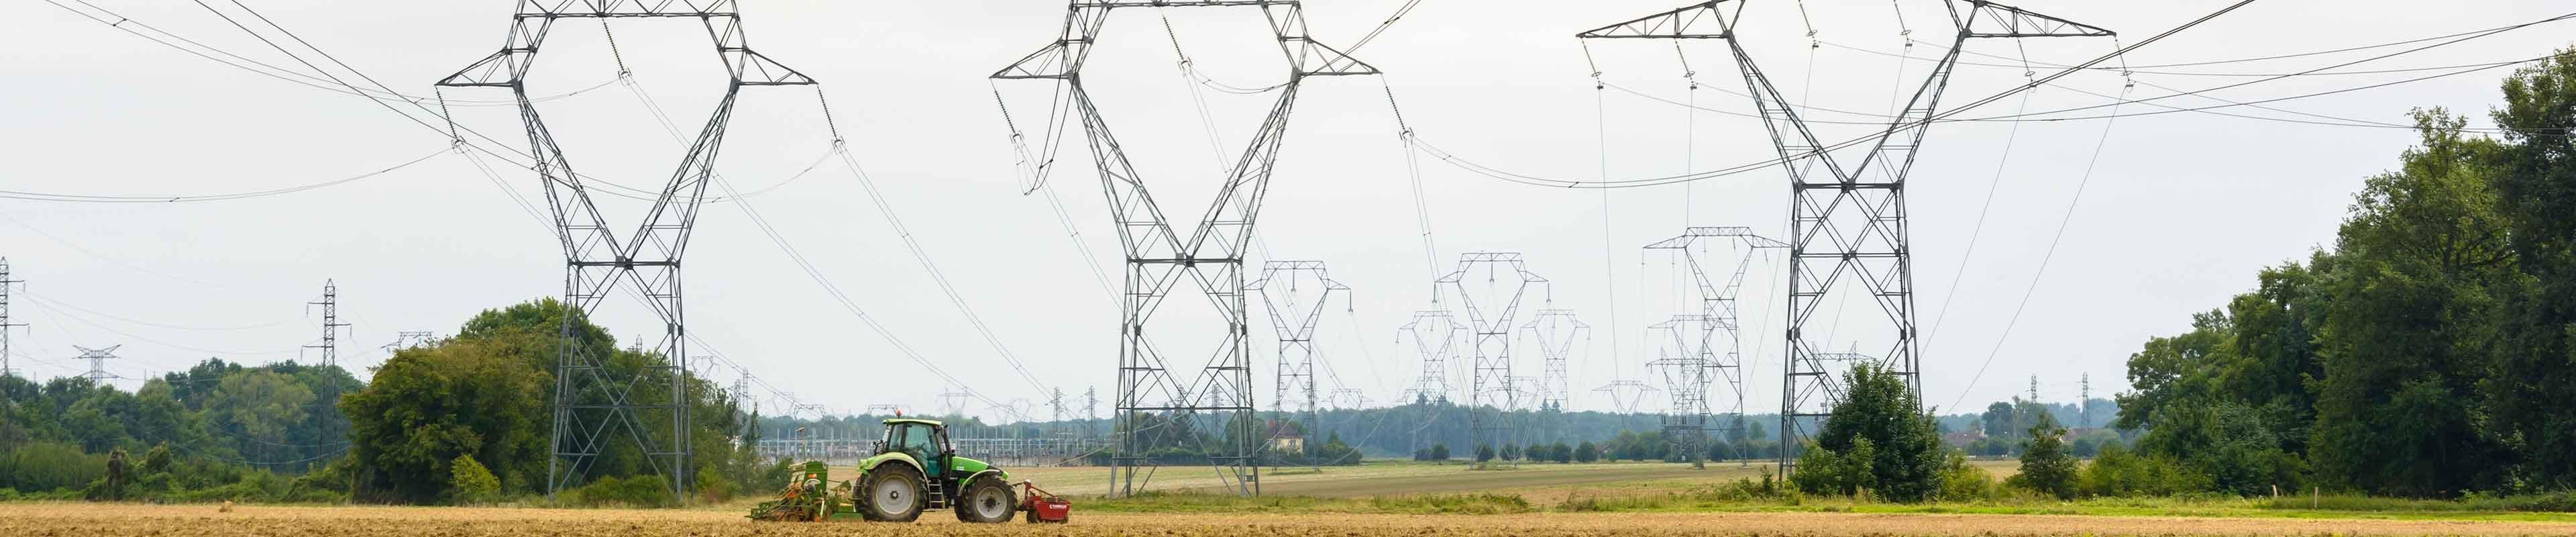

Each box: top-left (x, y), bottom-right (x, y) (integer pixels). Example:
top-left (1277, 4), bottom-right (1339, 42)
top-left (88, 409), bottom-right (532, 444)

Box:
top-left (0, 148), bottom-right (448, 203)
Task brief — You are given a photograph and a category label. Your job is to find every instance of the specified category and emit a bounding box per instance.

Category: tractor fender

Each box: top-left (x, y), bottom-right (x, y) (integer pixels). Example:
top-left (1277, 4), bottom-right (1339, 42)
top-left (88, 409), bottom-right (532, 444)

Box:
top-left (857, 452), bottom-right (922, 475)
top-left (963, 469), bottom-right (1010, 487)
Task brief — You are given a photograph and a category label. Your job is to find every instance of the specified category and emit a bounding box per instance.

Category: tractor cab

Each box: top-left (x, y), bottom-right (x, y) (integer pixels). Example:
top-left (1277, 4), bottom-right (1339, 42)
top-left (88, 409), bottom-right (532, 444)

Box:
top-left (853, 418), bottom-right (1018, 523)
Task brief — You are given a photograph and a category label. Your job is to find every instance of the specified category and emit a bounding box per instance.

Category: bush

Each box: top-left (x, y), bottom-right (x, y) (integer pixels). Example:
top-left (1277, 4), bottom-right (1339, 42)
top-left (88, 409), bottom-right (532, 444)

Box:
top-left (571, 475), bottom-right (676, 508)
top-left (448, 454), bottom-right (499, 504)
top-left (1790, 438), bottom-right (1877, 497)
top-left (1, 441), bottom-right (107, 493)
top-left (1574, 441), bottom-right (1599, 462)
top-left (1430, 443), bottom-right (1450, 461)
top-left (2078, 443), bottom-right (2210, 497)
top-left (1936, 452), bottom-right (1994, 502)
top-left (1550, 442), bottom-right (1574, 464)
top-left (1474, 444), bottom-right (1494, 462)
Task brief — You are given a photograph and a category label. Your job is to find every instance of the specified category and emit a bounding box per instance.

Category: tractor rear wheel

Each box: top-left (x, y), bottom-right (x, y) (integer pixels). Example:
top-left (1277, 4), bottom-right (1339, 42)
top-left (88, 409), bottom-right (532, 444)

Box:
top-left (953, 475), bottom-right (1017, 524)
top-left (859, 465), bottom-right (926, 522)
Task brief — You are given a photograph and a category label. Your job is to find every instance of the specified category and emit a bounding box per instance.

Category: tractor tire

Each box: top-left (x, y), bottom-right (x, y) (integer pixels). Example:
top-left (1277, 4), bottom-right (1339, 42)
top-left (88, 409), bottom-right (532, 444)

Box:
top-left (859, 465), bottom-right (926, 523)
top-left (953, 475), bottom-right (1017, 524)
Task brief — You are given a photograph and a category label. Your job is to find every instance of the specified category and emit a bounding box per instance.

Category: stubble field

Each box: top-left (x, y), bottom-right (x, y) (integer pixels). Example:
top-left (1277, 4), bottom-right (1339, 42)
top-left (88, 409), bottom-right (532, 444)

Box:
top-left (11, 502), bottom-right (2576, 536)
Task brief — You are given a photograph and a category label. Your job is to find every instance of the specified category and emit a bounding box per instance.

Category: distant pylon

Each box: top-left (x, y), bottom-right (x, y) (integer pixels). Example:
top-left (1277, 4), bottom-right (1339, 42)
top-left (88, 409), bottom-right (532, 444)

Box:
top-left (76, 344), bottom-right (120, 383)
top-left (1521, 309), bottom-right (1589, 412)
top-left (2080, 373), bottom-right (2092, 428)
top-left (0, 258), bottom-right (24, 379)
top-left (1399, 310), bottom-right (1463, 405)
top-left (1248, 260), bottom-right (1348, 466)
top-left (305, 279), bottom-right (350, 367)
top-left (1438, 252), bottom-right (1549, 467)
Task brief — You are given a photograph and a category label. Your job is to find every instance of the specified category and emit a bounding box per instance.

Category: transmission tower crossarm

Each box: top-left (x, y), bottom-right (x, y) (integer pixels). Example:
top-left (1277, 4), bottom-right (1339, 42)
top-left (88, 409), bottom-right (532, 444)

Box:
top-left (1575, 1), bottom-right (1742, 40)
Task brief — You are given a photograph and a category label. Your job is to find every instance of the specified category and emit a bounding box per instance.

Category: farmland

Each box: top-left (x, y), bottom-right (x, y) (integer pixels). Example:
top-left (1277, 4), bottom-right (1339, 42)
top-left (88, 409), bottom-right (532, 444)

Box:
top-left (11, 501), bottom-right (2576, 537)
top-left (11, 462), bottom-right (2576, 537)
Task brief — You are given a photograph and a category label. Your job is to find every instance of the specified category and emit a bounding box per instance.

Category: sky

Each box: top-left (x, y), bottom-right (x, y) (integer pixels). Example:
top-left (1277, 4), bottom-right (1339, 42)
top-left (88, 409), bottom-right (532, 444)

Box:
top-left (5, 1), bottom-right (2569, 424)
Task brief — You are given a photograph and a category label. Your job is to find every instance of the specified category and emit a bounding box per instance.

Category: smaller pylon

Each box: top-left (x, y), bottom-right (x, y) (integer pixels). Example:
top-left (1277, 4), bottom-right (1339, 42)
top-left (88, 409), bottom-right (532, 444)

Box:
top-left (76, 345), bottom-right (121, 383)
top-left (0, 258), bottom-right (24, 379)
top-left (305, 280), bottom-right (350, 367)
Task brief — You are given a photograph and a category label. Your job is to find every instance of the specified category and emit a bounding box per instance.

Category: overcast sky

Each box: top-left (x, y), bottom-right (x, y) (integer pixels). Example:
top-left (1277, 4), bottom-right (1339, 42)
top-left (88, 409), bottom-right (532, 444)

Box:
top-left (6, 1), bottom-right (2569, 422)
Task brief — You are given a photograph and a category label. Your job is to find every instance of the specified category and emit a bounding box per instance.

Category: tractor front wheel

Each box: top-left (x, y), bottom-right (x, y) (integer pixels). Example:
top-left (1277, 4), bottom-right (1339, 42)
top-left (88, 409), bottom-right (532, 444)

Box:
top-left (859, 465), bottom-right (926, 522)
top-left (953, 475), bottom-right (1018, 524)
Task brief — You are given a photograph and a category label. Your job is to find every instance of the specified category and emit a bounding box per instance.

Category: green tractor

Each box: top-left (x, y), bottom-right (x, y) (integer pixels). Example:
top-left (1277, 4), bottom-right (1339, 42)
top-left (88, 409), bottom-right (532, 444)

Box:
top-left (747, 418), bottom-right (1022, 523)
top-left (852, 418), bottom-right (1019, 523)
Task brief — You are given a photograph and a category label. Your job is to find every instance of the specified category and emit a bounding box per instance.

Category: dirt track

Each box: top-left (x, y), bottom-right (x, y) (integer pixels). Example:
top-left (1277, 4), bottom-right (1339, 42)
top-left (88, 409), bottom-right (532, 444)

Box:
top-left (9, 503), bottom-right (2576, 536)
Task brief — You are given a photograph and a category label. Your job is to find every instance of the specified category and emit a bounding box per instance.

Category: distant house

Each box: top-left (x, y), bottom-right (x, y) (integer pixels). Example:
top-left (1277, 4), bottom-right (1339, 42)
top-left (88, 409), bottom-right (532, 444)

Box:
top-left (1941, 430), bottom-right (1985, 449)
top-left (1266, 420), bottom-right (1305, 452)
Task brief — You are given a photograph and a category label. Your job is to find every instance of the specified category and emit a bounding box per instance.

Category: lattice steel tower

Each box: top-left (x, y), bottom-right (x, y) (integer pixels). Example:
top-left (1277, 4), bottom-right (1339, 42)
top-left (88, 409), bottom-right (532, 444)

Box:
top-left (0, 258), bottom-right (23, 379)
top-left (1248, 260), bottom-right (1347, 465)
top-left (1438, 253), bottom-right (1549, 466)
top-left (1644, 228), bottom-right (1785, 467)
top-left (991, 0), bottom-right (1376, 497)
top-left (1399, 310), bottom-right (1462, 405)
top-left (304, 280), bottom-right (350, 367)
top-left (1580, 0), bottom-right (2112, 474)
top-left (1521, 309), bottom-right (1588, 413)
top-left (437, 0), bottom-right (817, 500)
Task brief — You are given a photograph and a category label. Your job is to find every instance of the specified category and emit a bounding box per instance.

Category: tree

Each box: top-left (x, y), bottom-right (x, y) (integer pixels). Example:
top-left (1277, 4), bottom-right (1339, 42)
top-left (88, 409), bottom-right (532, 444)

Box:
top-left (1574, 440), bottom-right (1599, 462)
top-left (205, 371), bottom-right (315, 465)
top-left (1474, 443), bottom-right (1493, 462)
top-left (1807, 363), bottom-right (1946, 503)
top-left (2484, 48), bottom-right (2576, 491)
top-left (2008, 418), bottom-right (2077, 500)
top-left (1430, 442), bottom-right (1450, 461)
top-left (341, 335), bottom-right (550, 502)
top-left (1551, 442), bottom-right (1574, 463)
top-left (2309, 109), bottom-right (2517, 497)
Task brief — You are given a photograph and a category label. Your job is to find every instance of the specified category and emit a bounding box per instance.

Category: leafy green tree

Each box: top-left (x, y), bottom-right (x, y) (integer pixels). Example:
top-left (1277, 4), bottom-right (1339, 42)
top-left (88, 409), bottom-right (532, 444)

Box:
top-left (1552, 442), bottom-right (1574, 463)
top-left (1430, 442), bottom-right (1450, 461)
top-left (1809, 363), bottom-right (1945, 503)
top-left (2483, 48), bottom-right (2576, 491)
top-left (206, 371), bottom-right (315, 465)
top-left (2310, 109), bottom-right (2518, 497)
top-left (341, 337), bottom-right (549, 503)
top-left (2008, 418), bottom-right (2077, 499)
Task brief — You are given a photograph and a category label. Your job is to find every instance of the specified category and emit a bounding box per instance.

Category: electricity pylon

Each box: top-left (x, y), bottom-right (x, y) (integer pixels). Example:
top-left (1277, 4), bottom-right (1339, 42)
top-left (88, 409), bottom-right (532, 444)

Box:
top-left (1248, 260), bottom-right (1348, 469)
top-left (1438, 252), bottom-right (1549, 468)
top-left (304, 280), bottom-right (350, 368)
top-left (1644, 227), bottom-right (1786, 469)
top-left (437, 0), bottom-right (818, 501)
top-left (991, 0), bottom-right (1377, 498)
top-left (1399, 310), bottom-right (1463, 405)
top-left (0, 258), bottom-right (23, 379)
top-left (1521, 309), bottom-right (1589, 413)
top-left (1580, 0), bottom-right (2113, 475)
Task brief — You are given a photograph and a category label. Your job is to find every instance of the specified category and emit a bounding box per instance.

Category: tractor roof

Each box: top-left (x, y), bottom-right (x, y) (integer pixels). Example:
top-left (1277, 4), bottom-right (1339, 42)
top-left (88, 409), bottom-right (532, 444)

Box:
top-left (884, 418), bottom-right (945, 427)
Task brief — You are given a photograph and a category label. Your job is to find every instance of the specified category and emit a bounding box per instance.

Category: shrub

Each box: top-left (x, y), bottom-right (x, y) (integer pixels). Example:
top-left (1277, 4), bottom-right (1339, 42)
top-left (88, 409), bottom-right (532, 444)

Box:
top-left (2078, 443), bottom-right (2210, 497)
top-left (1937, 451), bottom-right (1994, 502)
top-left (2007, 422), bottom-right (2078, 499)
top-left (572, 475), bottom-right (676, 507)
top-left (1551, 442), bottom-right (1574, 464)
top-left (447, 454), bottom-right (499, 504)
top-left (1574, 441), bottom-right (1599, 462)
top-left (1430, 443), bottom-right (1450, 461)
top-left (1, 441), bottom-right (107, 493)
top-left (1474, 444), bottom-right (1494, 462)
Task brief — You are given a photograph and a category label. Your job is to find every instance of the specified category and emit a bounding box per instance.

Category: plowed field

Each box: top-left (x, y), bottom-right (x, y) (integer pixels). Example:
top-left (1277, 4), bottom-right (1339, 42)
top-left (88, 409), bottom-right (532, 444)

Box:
top-left (9, 502), bottom-right (2576, 536)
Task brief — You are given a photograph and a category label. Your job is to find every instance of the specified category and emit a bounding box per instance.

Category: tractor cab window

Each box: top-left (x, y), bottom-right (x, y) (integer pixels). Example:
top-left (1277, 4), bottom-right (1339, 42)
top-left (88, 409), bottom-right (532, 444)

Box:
top-left (894, 424), bottom-right (938, 460)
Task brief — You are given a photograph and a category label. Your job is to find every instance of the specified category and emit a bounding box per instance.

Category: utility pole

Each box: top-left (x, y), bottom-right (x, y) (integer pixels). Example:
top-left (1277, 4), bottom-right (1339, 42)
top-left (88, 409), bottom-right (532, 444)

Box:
top-left (437, 1), bottom-right (819, 501)
top-left (1083, 387), bottom-right (1098, 440)
top-left (1438, 252), bottom-right (1549, 469)
top-left (0, 258), bottom-right (23, 379)
top-left (1248, 260), bottom-right (1347, 467)
top-left (991, 0), bottom-right (1377, 498)
top-left (1580, 0), bottom-right (2114, 476)
top-left (305, 279), bottom-right (350, 368)
top-left (76, 345), bottom-right (120, 384)
top-left (1050, 388), bottom-right (1066, 437)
